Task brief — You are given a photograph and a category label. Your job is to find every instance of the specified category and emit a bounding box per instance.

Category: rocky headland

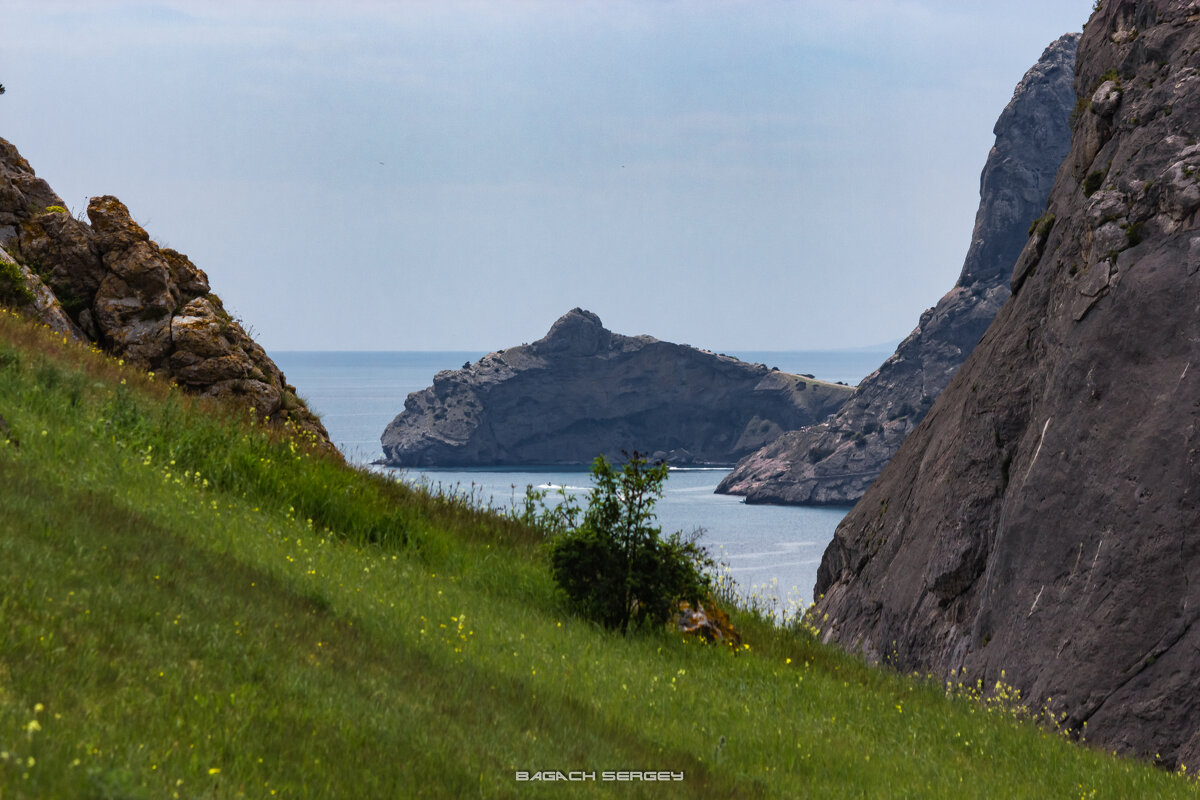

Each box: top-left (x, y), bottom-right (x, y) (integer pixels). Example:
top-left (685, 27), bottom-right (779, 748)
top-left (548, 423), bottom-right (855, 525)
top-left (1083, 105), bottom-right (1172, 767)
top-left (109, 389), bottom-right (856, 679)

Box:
top-left (717, 33), bottom-right (1079, 506)
top-left (0, 137), bottom-right (330, 445)
top-left (813, 0), bottom-right (1200, 766)
top-left (380, 308), bottom-right (853, 467)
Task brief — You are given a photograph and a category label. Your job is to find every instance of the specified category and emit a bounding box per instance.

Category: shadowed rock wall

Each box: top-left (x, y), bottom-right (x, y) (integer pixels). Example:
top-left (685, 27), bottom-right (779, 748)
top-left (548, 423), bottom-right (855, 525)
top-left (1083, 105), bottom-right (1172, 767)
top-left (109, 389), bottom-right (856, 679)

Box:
top-left (812, 1), bottom-right (1200, 767)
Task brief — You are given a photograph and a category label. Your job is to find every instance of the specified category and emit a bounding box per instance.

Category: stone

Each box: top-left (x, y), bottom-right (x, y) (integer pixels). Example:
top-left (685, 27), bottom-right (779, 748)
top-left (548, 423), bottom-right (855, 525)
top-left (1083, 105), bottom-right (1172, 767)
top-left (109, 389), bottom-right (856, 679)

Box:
top-left (676, 600), bottom-right (740, 646)
top-left (718, 33), bottom-right (1079, 507)
top-left (0, 413), bottom-right (17, 448)
top-left (380, 308), bottom-right (854, 467)
top-left (811, 0), bottom-right (1200, 768)
top-left (1091, 79), bottom-right (1123, 116)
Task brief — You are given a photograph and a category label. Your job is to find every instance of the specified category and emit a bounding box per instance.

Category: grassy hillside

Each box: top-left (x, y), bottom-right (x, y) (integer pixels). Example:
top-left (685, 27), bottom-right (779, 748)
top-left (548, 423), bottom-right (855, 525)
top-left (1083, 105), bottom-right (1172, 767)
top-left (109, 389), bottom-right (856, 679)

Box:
top-left (0, 309), bottom-right (1195, 798)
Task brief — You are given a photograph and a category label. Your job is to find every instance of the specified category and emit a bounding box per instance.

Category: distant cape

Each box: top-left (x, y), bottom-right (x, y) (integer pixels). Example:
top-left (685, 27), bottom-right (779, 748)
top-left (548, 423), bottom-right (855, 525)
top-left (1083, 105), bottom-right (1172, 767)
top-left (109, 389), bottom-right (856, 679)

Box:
top-left (379, 308), bottom-right (854, 467)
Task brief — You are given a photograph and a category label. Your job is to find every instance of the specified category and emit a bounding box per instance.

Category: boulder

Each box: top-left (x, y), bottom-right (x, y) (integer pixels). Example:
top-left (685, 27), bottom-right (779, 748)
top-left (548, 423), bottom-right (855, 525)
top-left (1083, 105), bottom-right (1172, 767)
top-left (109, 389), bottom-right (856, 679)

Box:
top-left (676, 600), bottom-right (740, 646)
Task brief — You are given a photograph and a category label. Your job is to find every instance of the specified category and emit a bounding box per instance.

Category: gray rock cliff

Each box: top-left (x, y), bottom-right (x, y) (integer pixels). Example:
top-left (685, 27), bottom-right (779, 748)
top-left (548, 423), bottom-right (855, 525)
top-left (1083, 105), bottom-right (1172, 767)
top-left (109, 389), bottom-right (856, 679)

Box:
top-left (380, 308), bottom-right (854, 467)
top-left (813, 0), bottom-right (1200, 767)
top-left (0, 137), bottom-right (331, 447)
top-left (718, 34), bottom-right (1079, 505)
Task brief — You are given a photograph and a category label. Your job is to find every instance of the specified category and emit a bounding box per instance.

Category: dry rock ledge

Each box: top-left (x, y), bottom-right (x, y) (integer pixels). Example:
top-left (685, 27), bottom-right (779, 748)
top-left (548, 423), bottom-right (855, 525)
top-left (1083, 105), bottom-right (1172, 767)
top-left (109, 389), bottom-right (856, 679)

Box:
top-left (0, 137), bottom-right (331, 446)
top-left (718, 34), bottom-right (1079, 506)
top-left (380, 309), bottom-right (853, 467)
top-left (814, 0), bottom-right (1200, 767)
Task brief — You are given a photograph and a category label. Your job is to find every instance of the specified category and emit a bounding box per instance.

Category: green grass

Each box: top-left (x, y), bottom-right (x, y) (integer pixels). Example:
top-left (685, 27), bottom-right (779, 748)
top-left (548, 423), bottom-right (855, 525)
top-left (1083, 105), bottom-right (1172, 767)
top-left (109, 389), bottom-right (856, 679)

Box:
top-left (0, 308), bottom-right (1196, 798)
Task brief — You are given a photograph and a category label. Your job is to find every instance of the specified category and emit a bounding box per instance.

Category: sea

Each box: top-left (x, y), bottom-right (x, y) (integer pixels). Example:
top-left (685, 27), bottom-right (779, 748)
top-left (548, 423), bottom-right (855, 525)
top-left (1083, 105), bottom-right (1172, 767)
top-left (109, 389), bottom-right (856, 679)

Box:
top-left (271, 349), bottom-right (890, 610)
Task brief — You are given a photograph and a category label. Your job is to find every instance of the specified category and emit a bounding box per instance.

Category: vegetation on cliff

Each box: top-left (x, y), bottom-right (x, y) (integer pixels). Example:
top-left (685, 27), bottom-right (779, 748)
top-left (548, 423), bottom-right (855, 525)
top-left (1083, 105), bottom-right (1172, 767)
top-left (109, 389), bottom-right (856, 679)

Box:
top-left (0, 310), bottom-right (1196, 798)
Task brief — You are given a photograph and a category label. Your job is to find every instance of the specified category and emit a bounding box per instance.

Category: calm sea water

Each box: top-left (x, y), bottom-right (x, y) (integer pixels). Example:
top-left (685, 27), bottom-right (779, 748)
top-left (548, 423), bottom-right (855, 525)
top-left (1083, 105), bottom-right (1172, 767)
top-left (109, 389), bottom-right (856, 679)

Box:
top-left (271, 349), bottom-right (887, 606)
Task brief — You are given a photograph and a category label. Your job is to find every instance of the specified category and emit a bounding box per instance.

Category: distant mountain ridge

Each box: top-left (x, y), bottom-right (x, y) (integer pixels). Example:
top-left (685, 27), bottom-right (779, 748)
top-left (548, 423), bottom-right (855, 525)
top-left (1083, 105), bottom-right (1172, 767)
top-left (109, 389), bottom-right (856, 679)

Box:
top-left (380, 308), bottom-right (854, 467)
top-left (717, 33), bottom-right (1079, 506)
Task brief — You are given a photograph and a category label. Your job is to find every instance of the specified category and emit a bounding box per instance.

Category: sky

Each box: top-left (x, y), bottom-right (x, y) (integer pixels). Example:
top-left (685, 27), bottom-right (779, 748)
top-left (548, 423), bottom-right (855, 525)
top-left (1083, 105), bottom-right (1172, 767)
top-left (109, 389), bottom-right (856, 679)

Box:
top-left (0, 0), bottom-right (1093, 353)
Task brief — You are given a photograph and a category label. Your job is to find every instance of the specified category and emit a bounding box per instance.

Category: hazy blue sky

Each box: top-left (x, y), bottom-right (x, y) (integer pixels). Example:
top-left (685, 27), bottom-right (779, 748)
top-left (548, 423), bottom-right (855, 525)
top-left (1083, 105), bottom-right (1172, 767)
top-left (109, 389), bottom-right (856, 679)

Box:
top-left (1, 1), bottom-right (1091, 352)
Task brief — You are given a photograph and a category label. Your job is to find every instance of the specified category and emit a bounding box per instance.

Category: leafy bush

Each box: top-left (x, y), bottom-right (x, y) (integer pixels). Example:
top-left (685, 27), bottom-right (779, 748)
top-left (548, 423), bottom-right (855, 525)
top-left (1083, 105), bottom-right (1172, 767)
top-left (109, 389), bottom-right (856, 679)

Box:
top-left (1125, 219), bottom-right (1146, 246)
top-left (0, 260), bottom-right (33, 307)
top-left (807, 445), bottom-right (834, 462)
top-left (1082, 170), bottom-right (1106, 197)
top-left (1027, 211), bottom-right (1055, 238)
top-left (1070, 95), bottom-right (1091, 126)
top-left (548, 452), bottom-right (712, 634)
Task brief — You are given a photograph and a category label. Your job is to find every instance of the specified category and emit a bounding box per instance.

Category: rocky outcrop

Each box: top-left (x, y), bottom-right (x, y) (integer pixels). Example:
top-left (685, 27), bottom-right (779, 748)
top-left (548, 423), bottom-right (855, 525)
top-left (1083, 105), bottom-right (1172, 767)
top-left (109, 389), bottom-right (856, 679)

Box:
top-left (0, 137), bottom-right (330, 445)
top-left (380, 308), bottom-right (854, 467)
top-left (813, 1), bottom-right (1200, 767)
top-left (718, 34), bottom-right (1079, 506)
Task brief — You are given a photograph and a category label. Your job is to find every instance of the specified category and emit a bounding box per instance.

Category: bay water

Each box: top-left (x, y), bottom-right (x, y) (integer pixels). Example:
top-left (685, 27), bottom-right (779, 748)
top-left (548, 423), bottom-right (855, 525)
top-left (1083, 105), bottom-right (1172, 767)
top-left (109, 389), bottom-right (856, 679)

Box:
top-left (271, 349), bottom-right (888, 609)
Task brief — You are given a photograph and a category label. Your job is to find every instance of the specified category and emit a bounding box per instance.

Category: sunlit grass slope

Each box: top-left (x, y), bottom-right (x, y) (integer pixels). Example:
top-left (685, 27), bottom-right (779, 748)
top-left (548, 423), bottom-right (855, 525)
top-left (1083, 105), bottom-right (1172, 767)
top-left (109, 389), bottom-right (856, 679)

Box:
top-left (0, 309), bottom-right (1195, 799)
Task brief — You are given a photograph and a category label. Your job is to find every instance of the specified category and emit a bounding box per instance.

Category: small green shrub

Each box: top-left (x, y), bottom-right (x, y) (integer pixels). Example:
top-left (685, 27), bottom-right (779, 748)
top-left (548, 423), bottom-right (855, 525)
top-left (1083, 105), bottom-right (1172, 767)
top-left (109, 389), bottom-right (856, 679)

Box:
top-left (43, 204), bottom-right (67, 214)
top-left (808, 445), bottom-right (835, 462)
top-left (0, 260), bottom-right (34, 307)
top-left (1028, 212), bottom-right (1055, 237)
top-left (548, 452), bottom-right (712, 634)
top-left (1027, 212), bottom-right (1056, 260)
top-left (1070, 95), bottom-right (1091, 126)
top-left (1082, 170), bottom-right (1106, 197)
top-left (1125, 220), bottom-right (1146, 246)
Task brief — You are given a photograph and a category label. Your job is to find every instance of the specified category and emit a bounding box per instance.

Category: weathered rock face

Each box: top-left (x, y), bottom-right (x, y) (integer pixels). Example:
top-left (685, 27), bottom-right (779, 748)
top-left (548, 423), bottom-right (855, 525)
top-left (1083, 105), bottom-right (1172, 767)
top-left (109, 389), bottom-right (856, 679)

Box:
top-left (0, 137), bottom-right (330, 446)
top-left (0, 243), bottom-right (82, 339)
top-left (813, 1), bottom-right (1200, 767)
top-left (718, 34), bottom-right (1079, 506)
top-left (380, 308), bottom-right (854, 467)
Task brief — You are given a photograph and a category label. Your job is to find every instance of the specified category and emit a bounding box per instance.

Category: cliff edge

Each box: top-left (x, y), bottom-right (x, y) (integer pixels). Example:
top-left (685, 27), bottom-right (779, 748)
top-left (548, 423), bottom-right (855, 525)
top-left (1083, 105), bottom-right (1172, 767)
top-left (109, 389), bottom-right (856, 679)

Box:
top-left (813, 0), bottom-right (1200, 766)
top-left (718, 34), bottom-right (1079, 505)
top-left (380, 309), bottom-right (853, 467)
